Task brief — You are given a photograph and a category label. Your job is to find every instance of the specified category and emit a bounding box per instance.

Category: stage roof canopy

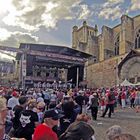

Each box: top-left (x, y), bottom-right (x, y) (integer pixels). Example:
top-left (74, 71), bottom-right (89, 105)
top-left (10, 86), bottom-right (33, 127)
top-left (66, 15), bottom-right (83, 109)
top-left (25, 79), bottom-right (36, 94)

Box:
top-left (19, 43), bottom-right (92, 58)
top-left (17, 43), bottom-right (93, 68)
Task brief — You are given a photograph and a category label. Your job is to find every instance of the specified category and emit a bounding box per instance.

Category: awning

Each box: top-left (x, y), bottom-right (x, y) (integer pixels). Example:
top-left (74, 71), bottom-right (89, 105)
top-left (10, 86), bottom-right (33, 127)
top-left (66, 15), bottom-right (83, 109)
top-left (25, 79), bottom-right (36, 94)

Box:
top-left (132, 82), bottom-right (140, 86)
top-left (120, 79), bottom-right (134, 86)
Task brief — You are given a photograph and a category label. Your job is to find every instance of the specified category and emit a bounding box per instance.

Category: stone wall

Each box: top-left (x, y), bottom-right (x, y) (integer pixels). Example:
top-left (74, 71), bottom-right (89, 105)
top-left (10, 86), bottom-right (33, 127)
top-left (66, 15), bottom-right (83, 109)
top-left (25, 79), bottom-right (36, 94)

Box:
top-left (120, 15), bottom-right (134, 53)
top-left (87, 57), bottom-right (119, 88)
top-left (113, 25), bottom-right (121, 37)
top-left (101, 26), bottom-right (114, 52)
top-left (88, 36), bottom-right (99, 59)
top-left (134, 15), bottom-right (140, 29)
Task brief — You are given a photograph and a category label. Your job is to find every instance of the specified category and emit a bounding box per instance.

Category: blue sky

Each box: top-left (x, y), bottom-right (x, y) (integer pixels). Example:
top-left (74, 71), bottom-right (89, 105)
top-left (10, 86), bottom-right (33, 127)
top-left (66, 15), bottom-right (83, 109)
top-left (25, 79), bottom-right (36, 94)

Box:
top-left (0, 0), bottom-right (140, 48)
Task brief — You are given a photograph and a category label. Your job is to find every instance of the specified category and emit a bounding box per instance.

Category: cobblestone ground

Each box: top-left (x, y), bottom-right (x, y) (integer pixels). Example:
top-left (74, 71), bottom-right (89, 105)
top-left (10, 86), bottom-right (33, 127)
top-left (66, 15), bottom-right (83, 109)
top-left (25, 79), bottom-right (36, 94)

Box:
top-left (89, 107), bottom-right (140, 140)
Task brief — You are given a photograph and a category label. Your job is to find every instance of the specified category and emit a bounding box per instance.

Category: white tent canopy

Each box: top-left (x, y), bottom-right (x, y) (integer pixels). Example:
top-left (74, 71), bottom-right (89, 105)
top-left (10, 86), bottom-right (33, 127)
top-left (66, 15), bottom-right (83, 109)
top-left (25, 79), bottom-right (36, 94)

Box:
top-left (120, 79), bottom-right (134, 86)
top-left (133, 82), bottom-right (140, 86)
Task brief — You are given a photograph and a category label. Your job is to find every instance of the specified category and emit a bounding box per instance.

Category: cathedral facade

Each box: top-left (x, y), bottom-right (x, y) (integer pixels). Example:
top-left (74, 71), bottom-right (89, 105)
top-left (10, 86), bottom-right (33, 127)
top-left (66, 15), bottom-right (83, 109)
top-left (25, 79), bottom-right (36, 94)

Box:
top-left (72, 14), bottom-right (140, 88)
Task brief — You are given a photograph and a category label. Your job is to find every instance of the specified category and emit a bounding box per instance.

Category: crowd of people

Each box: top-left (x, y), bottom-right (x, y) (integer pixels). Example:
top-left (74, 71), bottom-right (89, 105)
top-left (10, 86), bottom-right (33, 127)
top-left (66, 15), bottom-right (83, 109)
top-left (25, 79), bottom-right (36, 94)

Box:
top-left (0, 85), bottom-right (139, 140)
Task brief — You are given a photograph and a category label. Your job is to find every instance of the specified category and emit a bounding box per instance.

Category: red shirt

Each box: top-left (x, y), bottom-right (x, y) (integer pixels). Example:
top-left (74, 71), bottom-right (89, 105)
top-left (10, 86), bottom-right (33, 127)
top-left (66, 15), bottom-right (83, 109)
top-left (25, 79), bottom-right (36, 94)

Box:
top-left (33, 124), bottom-right (58, 140)
top-left (100, 98), bottom-right (105, 106)
top-left (130, 91), bottom-right (136, 98)
top-left (121, 92), bottom-right (126, 99)
top-left (106, 93), bottom-right (115, 104)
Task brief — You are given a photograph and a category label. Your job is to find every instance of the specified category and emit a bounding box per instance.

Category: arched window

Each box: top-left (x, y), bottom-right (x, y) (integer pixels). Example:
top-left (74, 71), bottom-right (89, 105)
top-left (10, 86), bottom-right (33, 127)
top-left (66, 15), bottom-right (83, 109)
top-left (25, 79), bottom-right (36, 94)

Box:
top-left (135, 28), bottom-right (140, 49)
top-left (114, 35), bottom-right (120, 55)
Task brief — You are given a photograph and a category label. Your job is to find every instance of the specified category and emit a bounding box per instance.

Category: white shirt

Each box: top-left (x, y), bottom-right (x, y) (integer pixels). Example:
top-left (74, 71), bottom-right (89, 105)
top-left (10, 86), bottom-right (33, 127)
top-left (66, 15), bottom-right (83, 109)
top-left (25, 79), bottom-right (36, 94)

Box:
top-left (7, 97), bottom-right (19, 110)
top-left (88, 95), bottom-right (94, 105)
top-left (37, 97), bottom-right (44, 103)
top-left (50, 94), bottom-right (57, 102)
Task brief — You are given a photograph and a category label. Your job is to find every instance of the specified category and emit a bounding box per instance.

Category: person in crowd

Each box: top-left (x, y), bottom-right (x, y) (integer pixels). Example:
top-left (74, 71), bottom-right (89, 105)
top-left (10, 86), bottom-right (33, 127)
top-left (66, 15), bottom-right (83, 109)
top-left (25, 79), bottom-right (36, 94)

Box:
top-left (50, 92), bottom-right (57, 104)
top-left (8, 96), bottom-right (28, 137)
top-left (0, 96), bottom-right (9, 139)
top-left (90, 92), bottom-right (99, 120)
top-left (101, 88), bottom-right (115, 118)
top-left (110, 133), bottom-right (137, 140)
top-left (88, 91), bottom-right (94, 105)
top-left (76, 113), bottom-right (91, 123)
top-left (57, 90), bottom-right (64, 103)
top-left (49, 102), bottom-right (57, 109)
top-left (59, 101), bottom-right (77, 135)
top-left (130, 88), bottom-right (136, 108)
top-left (26, 99), bottom-right (37, 112)
top-left (4, 90), bottom-right (12, 102)
top-left (36, 101), bottom-right (46, 123)
top-left (99, 96), bottom-right (106, 115)
top-left (134, 88), bottom-right (140, 113)
top-left (59, 121), bottom-right (95, 140)
top-left (121, 89), bottom-right (126, 108)
top-left (36, 93), bottom-right (44, 103)
top-left (75, 114), bottom-right (96, 140)
top-left (13, 100), bottom-right (38, 140)
top-left (118, 90), bottom-right (122, 107)
top-left (106, 125), bottom-right (122, 140)
top-left (0, 96), bottom-right (26, 140)
top-left (5, 103), bottom-right (14, 134)
top-left (74, 91), bottom-right (85, 114)
top-left (83, 91), bottom-right (89, 106)
top-left (33, 109), bottom-right (64, 140)
top-left (43, 89), bottom-right (51, 110)
top-left (7, 91), bottom-right (19, 110)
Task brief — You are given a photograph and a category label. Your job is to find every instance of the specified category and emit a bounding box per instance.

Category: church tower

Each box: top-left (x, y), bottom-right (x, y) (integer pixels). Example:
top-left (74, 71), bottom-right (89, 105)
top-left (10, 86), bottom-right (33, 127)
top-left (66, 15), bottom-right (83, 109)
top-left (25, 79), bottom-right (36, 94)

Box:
top-left (72, 21), bottom-right (99, 58)
top-left (120, 15), bottom-right (134, 54)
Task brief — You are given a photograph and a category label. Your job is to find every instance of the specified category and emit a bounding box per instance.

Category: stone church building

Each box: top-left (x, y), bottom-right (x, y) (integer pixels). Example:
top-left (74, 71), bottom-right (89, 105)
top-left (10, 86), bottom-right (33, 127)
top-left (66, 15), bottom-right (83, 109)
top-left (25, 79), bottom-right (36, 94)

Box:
top-left (72, 14), bottom-right (140, 88)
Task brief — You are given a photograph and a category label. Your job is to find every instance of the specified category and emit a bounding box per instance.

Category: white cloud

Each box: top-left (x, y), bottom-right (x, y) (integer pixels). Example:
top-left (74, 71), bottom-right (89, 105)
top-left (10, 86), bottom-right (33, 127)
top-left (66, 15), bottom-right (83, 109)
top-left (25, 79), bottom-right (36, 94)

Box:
top-left (98, 0), bottom-right (124, 20)
top-left (130, 0), bottom-right (140, 11)
top-left (0, 0), bottom-right (13, 15)
top-left (0, 28), bottom-right (11, 41)
top-left (78, 4), bottom-right (91, 19)
top-left (2, 0), bottom-right (84, 31)
top-left (107, 0), bottom-right (124, 4)
top-left (99, 6), bottom-right (122, 20)
top-left (103, 0), bottom-right (124, 8)
top-left (0, 28), bottom-right (38, 47)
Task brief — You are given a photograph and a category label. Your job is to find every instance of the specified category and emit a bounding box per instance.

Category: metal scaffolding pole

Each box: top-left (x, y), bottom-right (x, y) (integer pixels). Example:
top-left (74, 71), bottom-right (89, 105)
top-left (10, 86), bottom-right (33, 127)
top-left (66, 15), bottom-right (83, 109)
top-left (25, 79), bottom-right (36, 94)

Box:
top-left (21, 53), bottom-right (26, 89)
top-left (76, 67), bottom-right (79, 88)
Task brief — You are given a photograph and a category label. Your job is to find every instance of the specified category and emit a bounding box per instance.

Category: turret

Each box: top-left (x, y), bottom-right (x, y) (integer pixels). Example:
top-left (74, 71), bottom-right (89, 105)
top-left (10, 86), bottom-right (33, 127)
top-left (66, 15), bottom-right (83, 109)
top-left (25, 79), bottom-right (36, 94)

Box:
top-left (83, 21), bottom-right (87, 26)
top-left (72, 26), bottom-right (78, 49)
top-left (94, 24), bottom-right (98, 36)
top-left (120, 15), bottom-right (134, 54)
top-left (73, 25), bottom-right (78, 31)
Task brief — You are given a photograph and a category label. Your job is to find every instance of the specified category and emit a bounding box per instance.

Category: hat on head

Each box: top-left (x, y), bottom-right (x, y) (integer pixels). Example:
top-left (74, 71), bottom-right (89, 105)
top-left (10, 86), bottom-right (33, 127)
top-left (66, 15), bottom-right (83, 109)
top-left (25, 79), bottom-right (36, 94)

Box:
top-left (59, 121), bottom-right (94, 140)
top-left (44, 109), bottom-right (64, 120)
top-left (12, 91), bottom-right (18, 97)
top-left (106, 125), bottom-right (122, 139)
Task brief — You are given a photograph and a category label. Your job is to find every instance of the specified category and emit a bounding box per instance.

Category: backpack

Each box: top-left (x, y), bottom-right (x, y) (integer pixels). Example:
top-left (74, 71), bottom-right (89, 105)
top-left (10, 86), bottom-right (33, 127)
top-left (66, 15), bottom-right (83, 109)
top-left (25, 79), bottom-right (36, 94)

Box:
top-left (108, 93), bottom-right (115, 101)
